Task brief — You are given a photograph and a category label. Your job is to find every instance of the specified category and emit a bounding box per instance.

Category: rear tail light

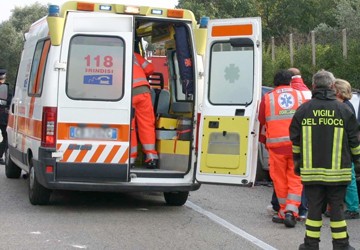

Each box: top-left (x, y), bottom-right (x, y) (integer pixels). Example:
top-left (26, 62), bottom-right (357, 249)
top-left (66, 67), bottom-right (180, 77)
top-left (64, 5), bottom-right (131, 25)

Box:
top-left (41, 107), bottom-right (57, 148)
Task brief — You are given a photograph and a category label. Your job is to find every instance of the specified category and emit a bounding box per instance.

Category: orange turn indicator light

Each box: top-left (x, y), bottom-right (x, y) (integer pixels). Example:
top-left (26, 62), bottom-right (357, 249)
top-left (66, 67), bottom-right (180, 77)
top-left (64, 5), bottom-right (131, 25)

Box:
top-left (167, 9), bottom-right (184, 18)
top-left (211, 24), bottom-right (253, 37)
top-left (77, 2), bottom-right (95, 11)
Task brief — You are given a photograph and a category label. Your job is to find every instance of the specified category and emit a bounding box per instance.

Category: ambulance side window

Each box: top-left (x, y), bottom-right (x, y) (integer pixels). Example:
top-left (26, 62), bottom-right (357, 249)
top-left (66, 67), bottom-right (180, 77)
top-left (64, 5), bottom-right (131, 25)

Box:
top-left (208, 40), bottom-right (254, 105)
top-left (28, 39), bottom-right (50, 97)
top-left (67, 35), bottom-right (125, 101)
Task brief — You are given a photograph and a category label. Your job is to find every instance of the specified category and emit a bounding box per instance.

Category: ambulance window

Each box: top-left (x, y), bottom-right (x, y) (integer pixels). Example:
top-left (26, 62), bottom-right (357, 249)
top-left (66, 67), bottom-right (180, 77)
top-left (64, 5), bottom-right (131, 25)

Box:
top-left (28, 39), bottom-right (50, 96)
top-left (208, 40), bottom-right (254, 105)
top-left (67, 35), bottom-right (124, 100)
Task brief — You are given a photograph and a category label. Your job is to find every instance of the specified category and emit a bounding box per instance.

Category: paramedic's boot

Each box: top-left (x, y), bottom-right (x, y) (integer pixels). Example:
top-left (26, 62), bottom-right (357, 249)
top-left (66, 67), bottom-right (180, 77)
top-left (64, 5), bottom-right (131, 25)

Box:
top-left (146, 159), bottom-right (158, 169)
top-left (298, 237), bottom-right (320, 250)
top-left (284, 211), bottom-right (297, 228)
top-left (272, 214), bottom-right (284, 224)
top-left (332, 236), bottom-right (355, 250)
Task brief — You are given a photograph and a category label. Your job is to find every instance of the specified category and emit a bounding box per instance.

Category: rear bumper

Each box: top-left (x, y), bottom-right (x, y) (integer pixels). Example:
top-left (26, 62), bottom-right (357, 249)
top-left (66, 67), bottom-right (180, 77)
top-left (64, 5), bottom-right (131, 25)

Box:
top-left (34, 147), bottom-right (200, 193)
top-left (36, 179), bottom-right (201, 192)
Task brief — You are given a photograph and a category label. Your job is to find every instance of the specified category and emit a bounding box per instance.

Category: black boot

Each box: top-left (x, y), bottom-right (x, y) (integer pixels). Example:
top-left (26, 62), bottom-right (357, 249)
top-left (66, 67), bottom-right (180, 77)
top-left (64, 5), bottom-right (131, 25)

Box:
top-left (298, 237), bottom-right (320, 250)
top-left (284, 211), bottom-right (297, 228)
top-left (332, 237), bottom-right (355, 250)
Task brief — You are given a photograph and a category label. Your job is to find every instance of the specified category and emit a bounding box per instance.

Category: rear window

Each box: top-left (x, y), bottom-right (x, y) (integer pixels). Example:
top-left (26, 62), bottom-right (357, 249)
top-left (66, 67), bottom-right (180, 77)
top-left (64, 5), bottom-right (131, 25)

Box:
top-left (67, 35), bottom-right (125, 100)
top-left (208, 39), bottom-right (254, 105)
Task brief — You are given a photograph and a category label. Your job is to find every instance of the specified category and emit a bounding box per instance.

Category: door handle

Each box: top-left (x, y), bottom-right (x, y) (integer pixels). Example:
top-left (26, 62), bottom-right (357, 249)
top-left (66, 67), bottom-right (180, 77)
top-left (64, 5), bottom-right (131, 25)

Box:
top-left (235, 109), bottom-right (244, 116)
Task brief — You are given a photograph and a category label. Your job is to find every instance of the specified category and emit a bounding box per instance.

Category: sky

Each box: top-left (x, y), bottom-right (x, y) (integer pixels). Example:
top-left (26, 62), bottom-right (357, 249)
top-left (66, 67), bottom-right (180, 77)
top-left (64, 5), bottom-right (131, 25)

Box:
top-left (0, 0), bottom-right (179, 22)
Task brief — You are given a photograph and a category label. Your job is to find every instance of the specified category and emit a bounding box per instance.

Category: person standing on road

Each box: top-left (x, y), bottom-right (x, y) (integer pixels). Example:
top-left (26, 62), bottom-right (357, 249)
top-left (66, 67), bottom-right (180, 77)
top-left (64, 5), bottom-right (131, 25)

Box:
top-left (290, 70), bottom-right (360, 250)
top-left (0, 69), bottom-right (11, 165)
top-left (266, 67), bottom-right (311, 221)
top-left (259, 69), bottom-right (305, 228)
top-left (334, 79), bottom-right (359, 220)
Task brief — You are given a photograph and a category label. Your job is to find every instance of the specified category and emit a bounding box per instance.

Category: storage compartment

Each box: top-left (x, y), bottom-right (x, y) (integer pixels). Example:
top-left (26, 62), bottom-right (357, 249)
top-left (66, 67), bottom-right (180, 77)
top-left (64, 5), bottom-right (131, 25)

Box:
top-left (176, 117), bottom-right (192, 141)
top-left (156, 129), bottom-right (177, 140)
top-left (157, 139), bottom-right (190, 171)
top-left (156, 115), bottom-right (178, 130)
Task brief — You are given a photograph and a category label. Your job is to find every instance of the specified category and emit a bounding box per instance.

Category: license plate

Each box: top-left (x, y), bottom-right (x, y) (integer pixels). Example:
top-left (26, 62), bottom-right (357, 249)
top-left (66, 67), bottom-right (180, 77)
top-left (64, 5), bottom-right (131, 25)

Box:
top-left (70, 127), bottom-right (117, 140)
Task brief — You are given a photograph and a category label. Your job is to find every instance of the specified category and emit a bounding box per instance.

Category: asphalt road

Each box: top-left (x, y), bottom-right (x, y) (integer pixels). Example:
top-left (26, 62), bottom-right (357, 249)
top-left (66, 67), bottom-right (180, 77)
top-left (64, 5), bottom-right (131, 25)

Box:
top-left (1, 166), bottom-right (359, 250)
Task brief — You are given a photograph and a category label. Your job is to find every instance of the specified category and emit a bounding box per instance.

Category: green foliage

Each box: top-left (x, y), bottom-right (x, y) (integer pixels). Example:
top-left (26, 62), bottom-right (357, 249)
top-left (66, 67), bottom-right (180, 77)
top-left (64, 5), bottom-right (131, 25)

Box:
top-left (177, 0), bottom-right (257, 23)
top-left (0, 21), bottom-right (23, 87)
top-left (0, 3), bottom-right (47, 87)
top-left (9, 3), bottom-right (48, 33)
top-left (262, 39), bottom-right (360, 89)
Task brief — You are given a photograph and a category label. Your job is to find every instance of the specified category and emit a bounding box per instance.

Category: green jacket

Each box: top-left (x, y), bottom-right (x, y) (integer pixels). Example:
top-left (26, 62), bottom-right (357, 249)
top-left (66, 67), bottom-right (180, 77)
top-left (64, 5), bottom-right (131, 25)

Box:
top-left (290, 88), bottom-right (360, 185)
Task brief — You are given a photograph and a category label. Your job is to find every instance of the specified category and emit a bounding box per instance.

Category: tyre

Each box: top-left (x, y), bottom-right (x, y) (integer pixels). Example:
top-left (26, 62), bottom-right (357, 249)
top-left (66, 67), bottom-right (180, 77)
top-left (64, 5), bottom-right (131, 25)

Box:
top-left (5, 147), bottom-right (21, 179)
top-left (28, 162), bottom-right (51, 205)
top-left (164, 191), bottom-right (189, 206)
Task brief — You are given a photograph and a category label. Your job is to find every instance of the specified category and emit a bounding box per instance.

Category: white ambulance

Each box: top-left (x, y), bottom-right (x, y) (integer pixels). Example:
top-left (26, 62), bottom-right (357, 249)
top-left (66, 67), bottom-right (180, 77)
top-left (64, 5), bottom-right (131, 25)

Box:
top-left (5, 1), bottom-right (262, 205)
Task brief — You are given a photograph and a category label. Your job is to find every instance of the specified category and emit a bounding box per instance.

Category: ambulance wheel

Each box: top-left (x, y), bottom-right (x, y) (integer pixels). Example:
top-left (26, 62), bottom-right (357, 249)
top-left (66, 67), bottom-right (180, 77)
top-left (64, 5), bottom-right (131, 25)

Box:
top-left (5, 147), bottom-right (21, 179)
top-left (29, 163), bottom-right (51, 205)
top-left (164, 191), bottom-right (189, 206)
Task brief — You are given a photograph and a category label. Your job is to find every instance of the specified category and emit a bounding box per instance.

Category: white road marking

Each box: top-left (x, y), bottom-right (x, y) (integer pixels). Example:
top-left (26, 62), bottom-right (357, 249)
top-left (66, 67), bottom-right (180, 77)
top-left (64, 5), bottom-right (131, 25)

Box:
top-left (71, 245), bottom-right (87, 249)
top-left (30, 231), bottom-right (41, 235)
top-left (186, 201), bottom-right (277, 250)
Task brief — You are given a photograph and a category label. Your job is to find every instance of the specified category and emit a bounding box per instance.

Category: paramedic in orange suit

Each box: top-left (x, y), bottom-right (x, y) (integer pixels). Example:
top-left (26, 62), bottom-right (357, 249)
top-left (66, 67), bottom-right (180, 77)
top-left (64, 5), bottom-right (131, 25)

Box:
top-left (258, 69), bottom-right (304, 228)
top-left (131, 52), bottom-right (158, 169)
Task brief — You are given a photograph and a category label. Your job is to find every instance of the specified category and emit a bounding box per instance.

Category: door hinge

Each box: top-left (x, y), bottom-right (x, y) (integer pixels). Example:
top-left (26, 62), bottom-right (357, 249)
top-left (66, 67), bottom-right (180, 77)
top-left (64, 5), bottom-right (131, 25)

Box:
top-left (198, 71), bottom-right (204, 79)
top-left (54, 61), bottom-right (67, 71)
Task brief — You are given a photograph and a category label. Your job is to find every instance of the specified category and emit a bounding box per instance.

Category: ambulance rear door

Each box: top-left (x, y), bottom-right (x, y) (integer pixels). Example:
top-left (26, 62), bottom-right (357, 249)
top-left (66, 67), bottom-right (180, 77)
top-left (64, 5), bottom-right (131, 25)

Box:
top-left (196, 18), bottom-right (262, 186)
top-left (56, 12), bottom-right (133, 182)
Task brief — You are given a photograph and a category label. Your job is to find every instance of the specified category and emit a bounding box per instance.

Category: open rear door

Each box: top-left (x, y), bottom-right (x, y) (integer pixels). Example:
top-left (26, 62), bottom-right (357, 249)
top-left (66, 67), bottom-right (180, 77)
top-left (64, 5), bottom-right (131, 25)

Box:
top-left (196, 18), bottom-right (262, 186)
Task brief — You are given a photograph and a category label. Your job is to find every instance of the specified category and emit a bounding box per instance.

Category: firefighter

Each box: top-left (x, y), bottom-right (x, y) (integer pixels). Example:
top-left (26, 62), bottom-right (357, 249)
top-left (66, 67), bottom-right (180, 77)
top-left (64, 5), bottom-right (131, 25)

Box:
top-left (130, 50), bottom-right (158, 169)
top-left (258, 69), bottom-right (305, 228)
top-left (290, 70), bottom-right (360, 250)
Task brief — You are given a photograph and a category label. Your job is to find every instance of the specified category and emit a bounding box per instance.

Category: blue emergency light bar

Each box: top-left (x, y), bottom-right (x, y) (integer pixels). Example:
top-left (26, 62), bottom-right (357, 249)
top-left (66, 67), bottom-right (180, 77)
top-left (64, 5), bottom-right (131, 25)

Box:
top-left (199, 16), bottom-right (209, 28)
top-left (48, 5), bottom-right (60, 16)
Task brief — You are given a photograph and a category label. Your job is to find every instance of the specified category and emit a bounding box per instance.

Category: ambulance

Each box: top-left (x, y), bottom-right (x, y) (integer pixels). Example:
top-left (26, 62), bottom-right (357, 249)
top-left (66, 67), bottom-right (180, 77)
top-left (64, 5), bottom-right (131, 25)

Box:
top-left (5, 1), bottom-right (262, 205)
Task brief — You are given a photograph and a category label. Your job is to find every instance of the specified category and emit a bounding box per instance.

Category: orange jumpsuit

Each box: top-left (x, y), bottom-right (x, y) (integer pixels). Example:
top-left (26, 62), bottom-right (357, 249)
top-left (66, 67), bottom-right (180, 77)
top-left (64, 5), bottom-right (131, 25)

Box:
top-left (259, 85), bottom-right (305, 218)
top-left (130, 53), bottom-right (158, 164)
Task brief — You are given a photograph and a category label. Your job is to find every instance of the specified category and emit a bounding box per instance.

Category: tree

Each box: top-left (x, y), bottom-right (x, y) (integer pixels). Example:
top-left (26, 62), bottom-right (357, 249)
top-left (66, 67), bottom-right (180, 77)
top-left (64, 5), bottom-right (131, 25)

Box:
top-left (255, 0), bottom-right (337, 42)
top-left (9, 3), bottom-right (48, 33)
top-left (177, 0), bottom-right (257, 23)
top-left (178, 0), bottom-right (338, 42)
top-left (0, 3), bottom-right (47, 86)
top-left (335, 0), bottom-right (360, 37)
